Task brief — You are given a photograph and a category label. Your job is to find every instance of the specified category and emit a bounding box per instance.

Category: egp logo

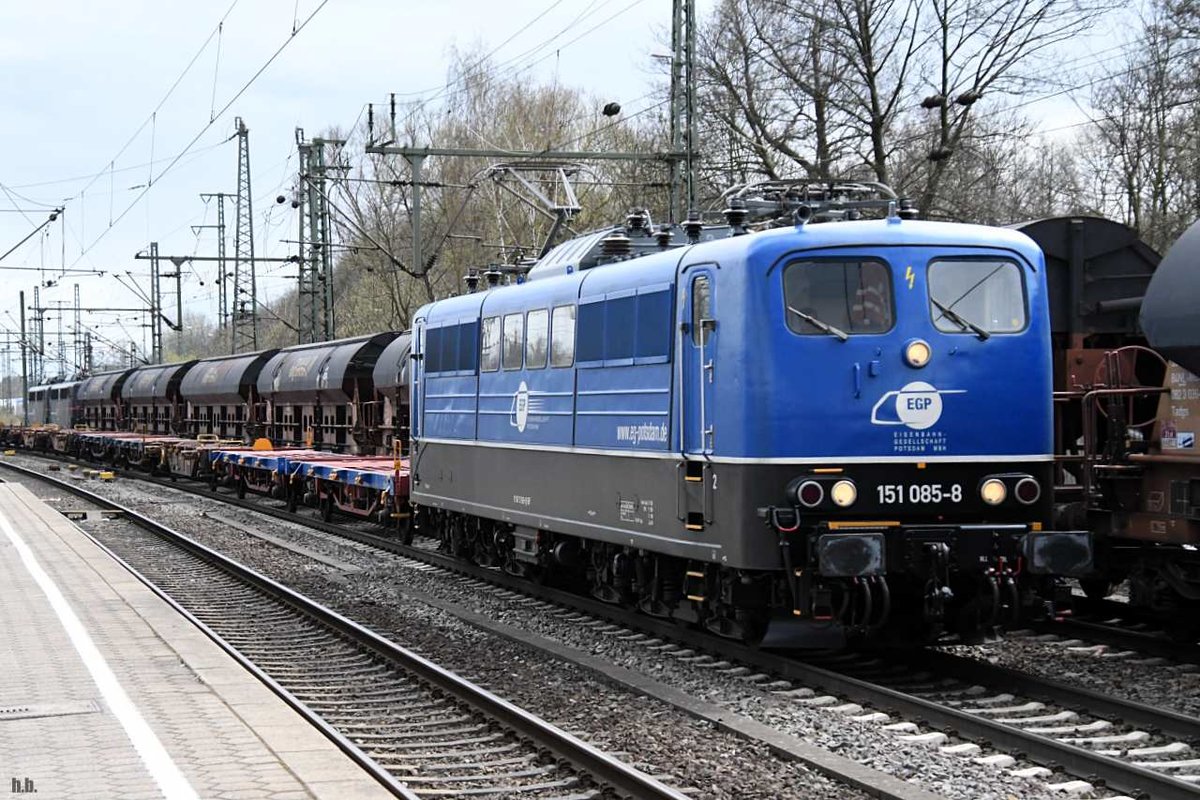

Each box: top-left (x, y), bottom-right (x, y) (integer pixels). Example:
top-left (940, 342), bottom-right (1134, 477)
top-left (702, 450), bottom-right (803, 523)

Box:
top-left (870, 381), bottom-right (966, 430)
top-left (511, 381), bottom-right (530, 432)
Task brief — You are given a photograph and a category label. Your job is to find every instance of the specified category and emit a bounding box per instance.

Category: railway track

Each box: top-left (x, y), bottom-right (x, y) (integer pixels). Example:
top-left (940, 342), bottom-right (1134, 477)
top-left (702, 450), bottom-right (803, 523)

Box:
top-left (1024, 603), bottom-right (1200, 665)
top-left (14, 452), bottom-right (1200, 798)
top-left (0, 460), bottom-right (688, 800)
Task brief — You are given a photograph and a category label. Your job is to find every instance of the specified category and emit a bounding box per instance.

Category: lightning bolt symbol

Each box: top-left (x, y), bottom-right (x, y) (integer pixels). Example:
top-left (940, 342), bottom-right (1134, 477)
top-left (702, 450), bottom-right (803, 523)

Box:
top-left (905, 266), bottom-right (915, 289)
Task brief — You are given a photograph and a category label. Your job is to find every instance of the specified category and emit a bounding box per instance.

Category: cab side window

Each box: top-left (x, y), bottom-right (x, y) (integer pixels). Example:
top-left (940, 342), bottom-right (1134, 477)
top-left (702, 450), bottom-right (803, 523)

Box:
top-left (692, 275), bottom-right (712, 345)
top-left (550, 305), bottom-right (575, 368)
top-left (502, 313), bottom-right (524, 370)
top-left (480, 316), bottom-right (500, 371)
top-left (526, 309), bottom-right (548, 369)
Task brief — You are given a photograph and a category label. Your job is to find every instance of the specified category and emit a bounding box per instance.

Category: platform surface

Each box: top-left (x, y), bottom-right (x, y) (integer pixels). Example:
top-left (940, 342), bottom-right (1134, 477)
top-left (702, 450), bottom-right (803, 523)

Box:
top-left (0, 482), bottom-right (395, 800)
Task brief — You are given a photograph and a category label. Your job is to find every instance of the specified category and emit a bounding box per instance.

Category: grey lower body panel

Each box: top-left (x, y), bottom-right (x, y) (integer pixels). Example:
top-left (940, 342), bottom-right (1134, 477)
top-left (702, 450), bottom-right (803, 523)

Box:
top-left (410, 440), bottom-right (1051, 572)
top-left (412, 440), bottom-right (748, 564)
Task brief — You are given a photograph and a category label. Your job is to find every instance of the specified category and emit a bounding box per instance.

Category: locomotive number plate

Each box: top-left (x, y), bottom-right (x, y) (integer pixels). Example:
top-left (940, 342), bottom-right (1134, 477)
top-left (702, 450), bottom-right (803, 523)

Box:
top-left (876, 483), bottom-right (963, 504)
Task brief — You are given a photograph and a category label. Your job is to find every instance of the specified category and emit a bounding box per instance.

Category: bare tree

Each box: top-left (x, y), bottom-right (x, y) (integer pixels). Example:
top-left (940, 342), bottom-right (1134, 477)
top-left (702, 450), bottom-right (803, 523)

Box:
top-left (912, 0), bottom-right (1112, 216)
top-left (1082, 0), bottom-right (1199, 249)
top-left (826, 0), bottom-right (924, 184)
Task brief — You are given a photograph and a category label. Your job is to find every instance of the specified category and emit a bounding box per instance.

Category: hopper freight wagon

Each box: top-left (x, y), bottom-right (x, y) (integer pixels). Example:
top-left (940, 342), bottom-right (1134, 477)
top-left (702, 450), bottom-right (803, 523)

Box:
top-left (257, 333), bottom-right (399, 454)
top-left (178, 350), bottom-right (279, 440)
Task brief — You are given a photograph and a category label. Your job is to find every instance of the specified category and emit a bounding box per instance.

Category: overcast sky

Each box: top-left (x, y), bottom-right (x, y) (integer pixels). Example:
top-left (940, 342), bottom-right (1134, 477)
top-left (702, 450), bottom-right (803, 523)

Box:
top-left (0, 0), bottom-right (1130, 376)
top-left (0, 0), bottom-right (707, 372)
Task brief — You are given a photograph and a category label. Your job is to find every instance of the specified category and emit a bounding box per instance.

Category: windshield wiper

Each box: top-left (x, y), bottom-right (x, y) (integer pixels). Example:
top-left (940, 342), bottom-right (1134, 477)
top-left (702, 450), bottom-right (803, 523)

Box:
top-left (787, 305), bottom-right (848, 342)
top-left (930, 297), bottom-right (990, 340)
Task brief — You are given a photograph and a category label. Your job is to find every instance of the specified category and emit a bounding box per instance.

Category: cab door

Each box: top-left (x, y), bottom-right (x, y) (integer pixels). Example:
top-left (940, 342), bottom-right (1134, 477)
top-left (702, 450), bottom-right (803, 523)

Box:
top-left (411, 318), bottom-right (425, 440)
top-left (682, 269), bottom-right (716, 455)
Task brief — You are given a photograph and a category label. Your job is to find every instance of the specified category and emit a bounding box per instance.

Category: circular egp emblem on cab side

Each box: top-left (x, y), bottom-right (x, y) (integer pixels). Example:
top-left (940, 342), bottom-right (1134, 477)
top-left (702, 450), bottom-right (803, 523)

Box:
top-left (512, 381), bottom-right (530, 432)
top-left (871, 380), bottom-right (965, 430)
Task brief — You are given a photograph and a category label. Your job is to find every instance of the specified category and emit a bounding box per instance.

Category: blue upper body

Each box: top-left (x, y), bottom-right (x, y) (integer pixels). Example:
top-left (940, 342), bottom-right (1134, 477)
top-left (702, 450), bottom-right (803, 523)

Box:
top-left (412, 218), bottom-right (1052, 463)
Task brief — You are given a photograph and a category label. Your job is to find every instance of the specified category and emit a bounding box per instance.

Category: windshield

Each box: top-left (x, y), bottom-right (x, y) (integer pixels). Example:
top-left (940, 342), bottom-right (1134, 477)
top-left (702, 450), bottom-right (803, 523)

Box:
top-left (783, 259), bottom-right (893, 336)
top-left (927, 259), bottom-right (1026, 334)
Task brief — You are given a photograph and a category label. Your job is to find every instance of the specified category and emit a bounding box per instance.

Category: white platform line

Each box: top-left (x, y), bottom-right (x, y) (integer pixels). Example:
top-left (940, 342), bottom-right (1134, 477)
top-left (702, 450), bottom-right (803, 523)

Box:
top-left (0, 506), bottom-right (199, 800)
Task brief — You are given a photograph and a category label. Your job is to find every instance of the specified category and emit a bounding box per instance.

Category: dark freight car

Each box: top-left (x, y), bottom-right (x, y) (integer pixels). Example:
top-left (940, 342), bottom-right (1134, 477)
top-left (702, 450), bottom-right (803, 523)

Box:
top-left (178, 350), bottom-right (279, 440)
top-left (257, 333), bottom-right (398, 452)
top-left (76, 369), bottom-right (134, 430)
top-left (371, 332), bottom-right (412, 455)
top-left (122, 361), bottom-right (197, 434)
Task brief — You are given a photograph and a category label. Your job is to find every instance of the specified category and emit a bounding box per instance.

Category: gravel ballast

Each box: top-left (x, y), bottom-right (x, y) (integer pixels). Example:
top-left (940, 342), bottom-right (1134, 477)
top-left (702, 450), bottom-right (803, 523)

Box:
top-left (13, 461), bottom-right (1138, 799)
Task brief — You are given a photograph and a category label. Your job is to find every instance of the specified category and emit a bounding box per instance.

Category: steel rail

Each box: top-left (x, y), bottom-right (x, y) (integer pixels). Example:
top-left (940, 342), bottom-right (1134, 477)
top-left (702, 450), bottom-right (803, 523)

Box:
top-left (1028, 614), bottom-right (1200, 664)
top-left (0, 460), bottom-right (688, 800)
top-left (913, 650), bottom-right (1200, 744)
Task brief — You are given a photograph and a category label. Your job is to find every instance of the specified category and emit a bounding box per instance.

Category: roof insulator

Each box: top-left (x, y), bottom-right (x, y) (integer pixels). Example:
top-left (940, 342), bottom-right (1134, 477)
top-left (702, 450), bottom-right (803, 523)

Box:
top-left (654, 224), bottom-right (673, 249)
top-left (683, 210), bottom-right (704, 244)
top-left (601, 231), bottom-right (633, 258)
top-left (463, 269), bottom-right (480, 293)
top-left (723, 196), bottom-right (749, 235)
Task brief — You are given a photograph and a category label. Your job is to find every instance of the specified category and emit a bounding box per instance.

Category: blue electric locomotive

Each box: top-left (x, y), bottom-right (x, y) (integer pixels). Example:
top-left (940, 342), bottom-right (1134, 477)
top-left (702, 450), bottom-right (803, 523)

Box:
top-left (409, 208), bottom-right (1085, 644)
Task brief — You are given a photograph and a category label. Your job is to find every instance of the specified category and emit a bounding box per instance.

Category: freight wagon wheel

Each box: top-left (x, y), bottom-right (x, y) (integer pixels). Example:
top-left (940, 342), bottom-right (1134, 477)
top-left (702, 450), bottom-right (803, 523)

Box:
top-left (1091, 345), bottom-right (1168, 428)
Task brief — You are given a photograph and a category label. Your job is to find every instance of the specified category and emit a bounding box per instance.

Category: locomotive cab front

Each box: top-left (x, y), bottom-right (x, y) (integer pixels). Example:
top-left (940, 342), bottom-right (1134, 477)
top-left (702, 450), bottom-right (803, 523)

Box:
top-left (696, 218), bottom-right (1087, 642)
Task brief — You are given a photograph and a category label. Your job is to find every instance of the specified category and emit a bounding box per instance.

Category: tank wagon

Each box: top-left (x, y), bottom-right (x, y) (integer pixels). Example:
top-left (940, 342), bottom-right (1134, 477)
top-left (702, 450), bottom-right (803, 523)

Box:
top-left (409, 207), bottom-right (1078, 645)
top-left (257, 333), bottom-right (399, 453)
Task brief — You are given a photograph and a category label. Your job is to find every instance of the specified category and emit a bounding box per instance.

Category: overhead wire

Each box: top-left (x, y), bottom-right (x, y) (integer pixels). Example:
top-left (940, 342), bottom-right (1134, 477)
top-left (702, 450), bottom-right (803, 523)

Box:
top-left (76, 0), bottom-right (243, 200)
top-left (379, 0), bottom-right (646, 139)
top-left (68, 0), bottom-right (332, 269)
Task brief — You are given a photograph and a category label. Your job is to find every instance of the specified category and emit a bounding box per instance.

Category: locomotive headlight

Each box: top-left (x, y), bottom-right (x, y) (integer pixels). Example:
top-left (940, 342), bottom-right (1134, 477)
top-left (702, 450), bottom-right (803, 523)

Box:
top-left (830, 479), bottom-right (857, 507)
top-left (904, 339), bottom-right (931, 368)
top-left (980, 478), bottom-right (1007, 506)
